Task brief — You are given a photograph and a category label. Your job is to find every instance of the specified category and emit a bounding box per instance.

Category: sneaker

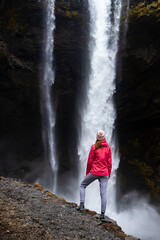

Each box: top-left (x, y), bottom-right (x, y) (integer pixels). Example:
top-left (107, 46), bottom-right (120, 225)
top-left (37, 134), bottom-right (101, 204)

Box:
top-left (100, 214), bottom-right (106, 222)
top-left (76, 203), bottom-right (85, 211)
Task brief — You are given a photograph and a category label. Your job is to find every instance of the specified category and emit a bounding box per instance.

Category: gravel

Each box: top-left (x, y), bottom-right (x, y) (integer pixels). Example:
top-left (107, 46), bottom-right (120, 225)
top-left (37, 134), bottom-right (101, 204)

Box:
top-left (0, 177), bottom-right (138, 240)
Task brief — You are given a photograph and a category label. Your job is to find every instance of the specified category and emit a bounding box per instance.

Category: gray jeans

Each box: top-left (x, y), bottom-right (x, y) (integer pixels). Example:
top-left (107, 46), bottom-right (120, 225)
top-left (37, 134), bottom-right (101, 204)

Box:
top-left (80, 173), bottom-right (108, 214)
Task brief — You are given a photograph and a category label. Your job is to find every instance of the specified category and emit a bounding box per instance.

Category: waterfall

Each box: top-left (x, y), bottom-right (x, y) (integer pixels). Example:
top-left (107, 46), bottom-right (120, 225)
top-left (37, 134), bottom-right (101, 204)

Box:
top-left (77, 1), bottom-right (160, 240)
top-left (40, 0), bottom-right (57, 192)
top-left (121, 0), bottom-right (130, 48)
top-left (78, 0), bottom-right (121, 213)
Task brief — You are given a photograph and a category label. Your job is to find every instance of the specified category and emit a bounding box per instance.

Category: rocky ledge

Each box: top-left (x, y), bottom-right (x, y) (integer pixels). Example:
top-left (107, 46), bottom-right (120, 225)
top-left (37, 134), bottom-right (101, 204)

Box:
top-left (0, 177), bottom-right (138, 240)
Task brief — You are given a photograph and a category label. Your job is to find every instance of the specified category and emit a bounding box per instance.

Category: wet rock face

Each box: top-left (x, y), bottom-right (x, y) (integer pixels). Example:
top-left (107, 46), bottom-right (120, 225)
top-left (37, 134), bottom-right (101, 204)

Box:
top-left (116, 1), bottom-right (160, 204)
top-left (54, 0), bottom-right (89, 193)
top-left (0, 0), bottom-right (89, 190)
top-left (0, 0), bottom-right (45, 181)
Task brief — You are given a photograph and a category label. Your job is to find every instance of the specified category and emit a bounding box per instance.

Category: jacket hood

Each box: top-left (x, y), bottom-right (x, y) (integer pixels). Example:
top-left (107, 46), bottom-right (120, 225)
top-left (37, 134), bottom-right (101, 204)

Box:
top-left (100, 139), bottom-right (109, 148)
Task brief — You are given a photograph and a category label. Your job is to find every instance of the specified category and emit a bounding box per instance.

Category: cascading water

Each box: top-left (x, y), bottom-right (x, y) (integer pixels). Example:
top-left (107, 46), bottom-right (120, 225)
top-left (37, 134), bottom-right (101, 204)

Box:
top-left (38, 0), bottom-right (160, 239)
top-left (78, 0), bottom-right (121, 213)
top-left (121, 0), bottom-right (130, 48)
top-left (77, 1), bottom-right (160, 240)
top-left (40, 0), bottom-right (57, 192)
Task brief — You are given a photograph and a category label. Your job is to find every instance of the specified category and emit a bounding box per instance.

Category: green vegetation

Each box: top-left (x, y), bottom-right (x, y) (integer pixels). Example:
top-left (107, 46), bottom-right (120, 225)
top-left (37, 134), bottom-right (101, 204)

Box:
top-left (55, 0), bottom-right (83, 19)
top-left (130, 1), bottom-right (160, 19)
top-left (128, 159), bottom-right (160, 202)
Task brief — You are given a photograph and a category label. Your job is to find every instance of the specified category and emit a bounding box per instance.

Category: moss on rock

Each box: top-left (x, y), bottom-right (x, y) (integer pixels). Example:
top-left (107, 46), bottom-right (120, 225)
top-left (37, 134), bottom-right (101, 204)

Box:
top-left (130, 1), bottom-right (160, 19)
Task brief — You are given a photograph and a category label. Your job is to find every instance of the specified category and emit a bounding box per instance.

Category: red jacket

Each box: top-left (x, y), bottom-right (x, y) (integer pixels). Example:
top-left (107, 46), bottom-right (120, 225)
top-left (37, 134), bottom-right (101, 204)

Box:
top-left (86, 140), bottom-right (112, 177)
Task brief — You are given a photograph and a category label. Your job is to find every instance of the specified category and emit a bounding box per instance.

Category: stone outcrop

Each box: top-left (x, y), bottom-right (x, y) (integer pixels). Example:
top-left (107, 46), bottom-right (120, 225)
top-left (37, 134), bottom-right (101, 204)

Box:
top-left (0, 176), bottom-right (139, 240)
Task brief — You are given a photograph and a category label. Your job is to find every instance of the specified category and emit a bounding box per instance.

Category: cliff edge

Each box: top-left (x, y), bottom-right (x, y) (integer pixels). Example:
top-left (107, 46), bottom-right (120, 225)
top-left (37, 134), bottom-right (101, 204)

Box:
top-left (0, 177), bottom-right (138, 240)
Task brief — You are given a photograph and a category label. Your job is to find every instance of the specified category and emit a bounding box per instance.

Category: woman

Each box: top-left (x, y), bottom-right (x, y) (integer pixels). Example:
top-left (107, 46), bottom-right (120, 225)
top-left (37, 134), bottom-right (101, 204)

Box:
top-left (77, 130), bottom-right (112, 222)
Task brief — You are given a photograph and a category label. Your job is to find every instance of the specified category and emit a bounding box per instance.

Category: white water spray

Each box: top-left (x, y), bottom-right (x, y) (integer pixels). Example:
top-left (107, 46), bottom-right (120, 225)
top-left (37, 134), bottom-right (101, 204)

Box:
top-left (40, 0), bottom-right (57, 192)
top-left (78, 0), bottom-right (121, 213)
top-left (112, 192), bottom-right (160, 240)
top-left (77, 1), bottom-right (160, 240)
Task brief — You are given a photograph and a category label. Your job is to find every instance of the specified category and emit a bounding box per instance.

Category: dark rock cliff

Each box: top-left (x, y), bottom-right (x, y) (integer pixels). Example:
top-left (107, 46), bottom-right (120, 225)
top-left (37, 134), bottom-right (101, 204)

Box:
top-left (116, 0), bottom-right (160, 205)
top-left (53, 0), bottom-right (89, 195)
top-left (0, 0), bottom-right (44, 181)
top-left (0, 0), bottom-right (89, 194)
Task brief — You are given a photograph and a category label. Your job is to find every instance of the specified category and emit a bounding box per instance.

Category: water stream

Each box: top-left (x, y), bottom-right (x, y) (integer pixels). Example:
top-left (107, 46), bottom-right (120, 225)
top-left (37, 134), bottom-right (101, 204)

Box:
top-left (40, 0), bottom-right (57, 192)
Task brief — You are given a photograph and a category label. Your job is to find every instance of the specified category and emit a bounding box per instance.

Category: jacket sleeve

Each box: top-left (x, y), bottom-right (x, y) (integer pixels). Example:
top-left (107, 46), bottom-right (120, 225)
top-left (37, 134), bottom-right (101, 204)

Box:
top-left (86, 145), bottom-right (94, 175)
top-left (107, 147), bottom-right (112, 178)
